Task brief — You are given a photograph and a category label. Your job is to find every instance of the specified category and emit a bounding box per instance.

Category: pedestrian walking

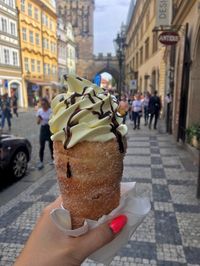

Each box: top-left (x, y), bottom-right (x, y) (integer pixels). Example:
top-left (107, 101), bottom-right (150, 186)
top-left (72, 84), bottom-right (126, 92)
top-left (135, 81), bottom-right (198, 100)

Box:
top-left (128, 97), bottom-right (133, 120)
top-left (118, 96), bottom-right (129, 124)
top-left (0, 93), bottom-right (12, 131)
top-left (11, 91), bottom-right (18, 117)
top-left (148, 90), bottom-right (161, 130)
top-left (36, 98), bottom-right (53, 170)
top-left (132, 93), bottom-right (143, 130)
top-left (143, 91), bottom-right (151, 126)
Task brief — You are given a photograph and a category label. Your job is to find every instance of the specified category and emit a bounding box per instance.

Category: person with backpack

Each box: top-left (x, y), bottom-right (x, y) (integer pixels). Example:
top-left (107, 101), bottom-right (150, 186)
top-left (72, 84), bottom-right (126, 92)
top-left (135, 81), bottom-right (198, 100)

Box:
top-left (148, 90), bottom-right (161, 130)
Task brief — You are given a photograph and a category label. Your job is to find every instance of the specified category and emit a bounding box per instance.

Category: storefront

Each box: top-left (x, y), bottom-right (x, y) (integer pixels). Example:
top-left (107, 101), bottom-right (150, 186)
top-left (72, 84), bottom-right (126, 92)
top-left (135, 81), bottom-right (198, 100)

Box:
top-left (0, 77), bottom-right (24, 107)
top-left (26, 79), bottom-right (59, 107)
top-left (170, 1), bottom-right (200, 141)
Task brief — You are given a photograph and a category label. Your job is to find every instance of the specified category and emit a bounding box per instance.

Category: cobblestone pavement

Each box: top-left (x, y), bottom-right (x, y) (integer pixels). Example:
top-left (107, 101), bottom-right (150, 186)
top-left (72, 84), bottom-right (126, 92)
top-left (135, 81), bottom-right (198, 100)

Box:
top-left (0, 114), bottom-right (200, 266)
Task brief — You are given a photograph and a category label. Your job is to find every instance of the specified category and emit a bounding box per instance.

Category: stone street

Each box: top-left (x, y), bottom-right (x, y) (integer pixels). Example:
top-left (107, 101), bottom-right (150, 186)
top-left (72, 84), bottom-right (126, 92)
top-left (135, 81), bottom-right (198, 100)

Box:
top-left (0, 111), bottom-right (200, 266)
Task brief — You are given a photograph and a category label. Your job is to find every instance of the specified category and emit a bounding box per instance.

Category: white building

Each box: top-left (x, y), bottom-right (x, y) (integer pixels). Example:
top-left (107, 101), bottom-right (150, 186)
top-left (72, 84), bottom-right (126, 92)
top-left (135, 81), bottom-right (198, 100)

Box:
top-left (66, 22), bottom-right (76, 75)
top-left (0, 0), bottom-right (23, 107)
top-left (57, 19), bottom-right (76, 80)
top-left (57, 18), bottom-right (68, 80)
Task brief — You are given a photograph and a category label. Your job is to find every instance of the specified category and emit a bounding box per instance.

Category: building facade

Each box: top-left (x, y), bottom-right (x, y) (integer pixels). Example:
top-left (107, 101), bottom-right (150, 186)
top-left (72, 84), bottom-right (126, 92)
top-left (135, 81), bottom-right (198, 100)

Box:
top-left (0, 0), bottom-right (23, 106)
top-left (66, 22), bottom-right (76, 75)
top-left (169, 0), bottom-right (200, 141)
top-left (125, 0), bottom-right (167, 102)
top-left (57, 18), bottom-right (68, 80)
top-left (56, 0), bottom-right (94, 78)
top-left (16, 0), bottom-right (58, 107)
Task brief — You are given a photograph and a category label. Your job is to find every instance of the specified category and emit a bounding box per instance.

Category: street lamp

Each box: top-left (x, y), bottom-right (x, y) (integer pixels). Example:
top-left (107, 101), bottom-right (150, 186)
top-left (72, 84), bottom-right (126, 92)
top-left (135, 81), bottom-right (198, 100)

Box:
top-left (114, 29), bottom-right (126, 100)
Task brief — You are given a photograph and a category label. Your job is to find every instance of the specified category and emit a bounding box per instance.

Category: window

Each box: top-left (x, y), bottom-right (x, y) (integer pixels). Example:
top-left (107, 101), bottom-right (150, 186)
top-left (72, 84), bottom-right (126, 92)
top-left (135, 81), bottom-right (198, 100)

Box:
top-left (21, 0), bottom-right (25, 12)
top-left (145, 38), bottom-right (149, 60)
top-left (10, 22), bottom-right (16, 36)
top-left (24, 57), bottom-right (29, 71)
top-left (29, 31), bottom-right (34, 44)
top-left (28, 3), bottom-right (32, 17)
top-left (35, 33), bottom-right (40, 45)
top-left (50, 19), bottom-right (53, 30)
top-left (46, 15), bottom-right (48, 27)
top-left (48, 64), bottom-right (50, 74)
top-left (140, 23), bottom-right (143, 40)
top-left (43, 38), bottom-right (46, 48)
top-left (44, 63), bottom-right (50, 75)
top-left (31, 59), bottom-right (35, 72)
top-left (136, 52), bottom-right (138, 69)
top-left (46, 39), bottom-right (49, 49)
top-left (42, 13), bottom-right (45, 24)
top-left (37, 60), bottom-right (40, 72)
top-left (34, 7), bottom-right (39, 20)
top-left (9, 0), bottom-right (14, 8)
top-left (152, 32), bottom-right (158, 53)
top-left (146, 9), bottom-right (150, 30)
top-left (4, 49), bottom-right (10, 64)
top-left (44, 63), bottom-right (47, 74)
top-left (52, 65), bottom-right (56, 74)
top-left (13, 51), bottom-right (18, 66)
top-left (132, 57), bottom-right (135, 70)
top-left (22, 27), bottom-right (27, 41)
top-left (1, 18), bottom-right (7, 32)
top-left (51, 42), bottom-right (56, 53)
top-left (140, 46), bottom-right (143, 65)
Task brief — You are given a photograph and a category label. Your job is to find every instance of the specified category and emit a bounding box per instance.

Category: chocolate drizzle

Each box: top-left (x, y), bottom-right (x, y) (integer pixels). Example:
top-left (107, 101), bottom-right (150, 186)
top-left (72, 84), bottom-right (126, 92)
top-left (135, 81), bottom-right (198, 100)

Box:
top-left (92, 101), bottom-right (111, 119)
top-left (59, 96), bottom-right (65, 102)
top-left (110, 116), bottom-right (124, 153)
top-left (62, 85), bottom-right (125, 153)
top-left (66, 162), bottom-right (72, 178)
top-left (63, 106), bottom-right (81, 149)
top-left (63, 74), bottom-right (68, 81)
top-left (84, 93), bottom-right (96, 104)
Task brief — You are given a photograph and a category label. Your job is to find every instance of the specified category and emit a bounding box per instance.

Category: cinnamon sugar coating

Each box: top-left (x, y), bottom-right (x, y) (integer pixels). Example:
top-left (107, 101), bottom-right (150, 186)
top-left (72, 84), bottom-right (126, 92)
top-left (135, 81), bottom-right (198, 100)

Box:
top-left (53, 139), bottom-right (126, 229)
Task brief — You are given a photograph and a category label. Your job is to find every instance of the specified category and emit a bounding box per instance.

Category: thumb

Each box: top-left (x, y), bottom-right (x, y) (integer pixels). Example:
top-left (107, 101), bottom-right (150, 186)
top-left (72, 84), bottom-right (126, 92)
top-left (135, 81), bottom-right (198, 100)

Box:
top-left (77, 215), bottom-right (127, 260)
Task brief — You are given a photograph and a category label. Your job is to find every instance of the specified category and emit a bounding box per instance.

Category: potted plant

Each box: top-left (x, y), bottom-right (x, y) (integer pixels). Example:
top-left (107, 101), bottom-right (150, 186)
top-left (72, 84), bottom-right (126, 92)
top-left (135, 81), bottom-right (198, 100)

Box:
top-left (186, 124), bottom-right (200, 149)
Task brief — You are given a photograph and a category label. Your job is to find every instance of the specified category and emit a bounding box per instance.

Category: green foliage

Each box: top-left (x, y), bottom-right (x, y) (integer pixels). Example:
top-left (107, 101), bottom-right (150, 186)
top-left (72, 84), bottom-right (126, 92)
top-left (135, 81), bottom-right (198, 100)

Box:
top-left (186, 124), bottom-right (200, 143)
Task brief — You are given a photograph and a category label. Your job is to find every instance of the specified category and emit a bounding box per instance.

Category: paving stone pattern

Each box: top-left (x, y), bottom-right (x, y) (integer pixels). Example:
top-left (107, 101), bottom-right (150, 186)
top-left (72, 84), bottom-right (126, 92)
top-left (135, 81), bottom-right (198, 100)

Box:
top-left (0, 118), bottom-right (200, 266)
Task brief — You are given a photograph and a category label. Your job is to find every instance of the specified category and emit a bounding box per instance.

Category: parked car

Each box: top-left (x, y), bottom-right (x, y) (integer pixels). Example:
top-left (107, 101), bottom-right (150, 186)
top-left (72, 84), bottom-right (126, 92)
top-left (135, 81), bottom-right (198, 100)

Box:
top-left (0, 134), bottom-right (32, 179)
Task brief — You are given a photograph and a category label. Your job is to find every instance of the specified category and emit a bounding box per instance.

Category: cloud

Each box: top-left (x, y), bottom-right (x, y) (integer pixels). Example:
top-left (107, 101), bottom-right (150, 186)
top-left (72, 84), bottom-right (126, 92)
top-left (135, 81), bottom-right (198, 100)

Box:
top-left (95, 5), bottom-right (107, 12)
top-left (117, 0), bottom-right (130, 6)
top-left (94, 0), bottom-right (131, 54)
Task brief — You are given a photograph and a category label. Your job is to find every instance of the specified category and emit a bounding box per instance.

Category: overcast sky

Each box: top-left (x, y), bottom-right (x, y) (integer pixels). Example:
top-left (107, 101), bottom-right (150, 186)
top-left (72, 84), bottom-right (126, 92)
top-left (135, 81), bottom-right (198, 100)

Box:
top-left (94, 0), bottom-right (131, 55)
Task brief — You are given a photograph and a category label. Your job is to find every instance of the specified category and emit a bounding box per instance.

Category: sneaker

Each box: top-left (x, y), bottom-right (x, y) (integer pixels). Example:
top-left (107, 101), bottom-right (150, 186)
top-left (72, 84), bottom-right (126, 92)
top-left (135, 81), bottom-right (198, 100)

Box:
top-left (37, 162), bottom-right (44, 170)
top-left (49, 160), bottom-right (55, 166)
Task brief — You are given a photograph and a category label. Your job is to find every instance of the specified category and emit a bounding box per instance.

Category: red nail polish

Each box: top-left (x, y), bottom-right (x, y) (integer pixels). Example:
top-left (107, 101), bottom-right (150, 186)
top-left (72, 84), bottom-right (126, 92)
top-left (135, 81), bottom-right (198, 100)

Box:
top-left (109, 215), bottom-right (128, 234)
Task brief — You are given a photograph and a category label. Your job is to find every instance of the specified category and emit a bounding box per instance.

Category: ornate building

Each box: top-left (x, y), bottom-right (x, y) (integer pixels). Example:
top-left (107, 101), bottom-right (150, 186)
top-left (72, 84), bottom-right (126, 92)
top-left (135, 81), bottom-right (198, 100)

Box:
top-left (57, 19), bottom-right (76, 80)
top-left (125, 0), bottom-right (167, 101)
top-left (16, 0), bottom-right (58, 106)
top-left (56, 0), bottom-right (94, 78)
top-left (0, 0), bottom-right (23, 106)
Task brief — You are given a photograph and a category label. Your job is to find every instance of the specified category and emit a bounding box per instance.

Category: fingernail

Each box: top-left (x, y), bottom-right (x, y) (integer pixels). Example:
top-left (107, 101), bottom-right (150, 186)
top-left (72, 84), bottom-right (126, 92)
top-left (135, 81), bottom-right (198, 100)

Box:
top-left (109, 215), bottom-right (128, 234)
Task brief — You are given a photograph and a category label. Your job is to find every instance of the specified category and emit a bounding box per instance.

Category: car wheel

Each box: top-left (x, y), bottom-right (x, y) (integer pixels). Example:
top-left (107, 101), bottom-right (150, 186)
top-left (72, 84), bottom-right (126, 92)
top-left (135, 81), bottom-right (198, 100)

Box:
top-left (11, 150), bottom-right (28, 179)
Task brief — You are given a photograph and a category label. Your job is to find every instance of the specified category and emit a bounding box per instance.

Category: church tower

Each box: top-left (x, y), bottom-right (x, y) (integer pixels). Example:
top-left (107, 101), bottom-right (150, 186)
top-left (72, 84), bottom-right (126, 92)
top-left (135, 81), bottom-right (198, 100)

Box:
top-left (57, 0), bottom-right (95, 78)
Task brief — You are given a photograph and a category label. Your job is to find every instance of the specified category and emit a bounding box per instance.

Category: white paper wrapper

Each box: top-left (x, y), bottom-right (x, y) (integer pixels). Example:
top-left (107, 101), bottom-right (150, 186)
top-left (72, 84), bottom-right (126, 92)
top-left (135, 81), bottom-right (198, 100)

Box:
top-left (50, 182), bottom-right (151, 265)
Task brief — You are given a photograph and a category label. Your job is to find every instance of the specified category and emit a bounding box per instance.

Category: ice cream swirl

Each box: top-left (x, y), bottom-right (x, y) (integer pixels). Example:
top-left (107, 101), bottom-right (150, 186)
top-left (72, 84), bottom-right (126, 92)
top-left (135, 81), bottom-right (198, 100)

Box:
top-left (49, 75), bottom-right (128, 152)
